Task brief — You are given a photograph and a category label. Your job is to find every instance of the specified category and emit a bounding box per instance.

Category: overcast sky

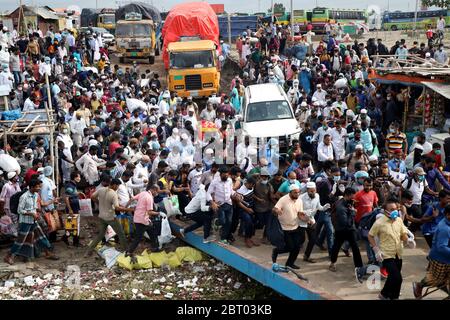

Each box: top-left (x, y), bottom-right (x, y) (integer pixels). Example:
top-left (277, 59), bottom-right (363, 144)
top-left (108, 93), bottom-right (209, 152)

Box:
top-left (0, 0), bottom-right (435, 14)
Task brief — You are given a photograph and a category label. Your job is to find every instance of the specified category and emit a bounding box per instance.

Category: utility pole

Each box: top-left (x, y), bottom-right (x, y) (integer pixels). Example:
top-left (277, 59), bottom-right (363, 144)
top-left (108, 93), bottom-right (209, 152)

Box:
top-left (290, 0), bottom-right (294, 37)
top-left (271, 0), bottom-right (274, 23)
top-left (413, 0), bottom-right (418, 35)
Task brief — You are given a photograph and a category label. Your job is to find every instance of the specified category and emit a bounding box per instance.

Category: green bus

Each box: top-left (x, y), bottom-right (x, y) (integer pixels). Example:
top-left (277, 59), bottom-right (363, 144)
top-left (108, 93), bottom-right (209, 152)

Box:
top-left (382, 9), bottom-right (448, 31)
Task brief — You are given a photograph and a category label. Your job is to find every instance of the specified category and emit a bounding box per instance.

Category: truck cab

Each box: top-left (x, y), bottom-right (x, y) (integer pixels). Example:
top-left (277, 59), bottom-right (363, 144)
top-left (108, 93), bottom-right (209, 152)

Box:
top-left (167, 40), bottom-right (220, 98)
top-left (98, 12), bottom-right (116, 34)
top-left (115, 13), bottom-right (158, 64)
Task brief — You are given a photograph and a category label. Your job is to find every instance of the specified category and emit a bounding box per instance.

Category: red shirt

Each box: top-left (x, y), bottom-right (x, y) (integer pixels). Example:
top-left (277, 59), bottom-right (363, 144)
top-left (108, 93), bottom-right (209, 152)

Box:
top-left (109, 142), bottom-right (122, 157)
top-left (24, 168), bottom-right (38, 185)
top-left (354, 190), bottom-right (378, 223)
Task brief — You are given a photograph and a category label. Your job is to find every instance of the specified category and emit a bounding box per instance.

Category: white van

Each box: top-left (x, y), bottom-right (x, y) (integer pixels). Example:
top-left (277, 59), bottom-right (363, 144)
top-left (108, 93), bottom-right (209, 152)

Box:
top-left (237, 83), bottom-right (301, 153)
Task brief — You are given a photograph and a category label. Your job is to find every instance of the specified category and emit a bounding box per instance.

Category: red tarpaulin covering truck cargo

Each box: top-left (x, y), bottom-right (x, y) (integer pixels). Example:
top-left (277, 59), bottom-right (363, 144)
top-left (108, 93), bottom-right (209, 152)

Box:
top-left (162, 2), bottom-right (220, 69)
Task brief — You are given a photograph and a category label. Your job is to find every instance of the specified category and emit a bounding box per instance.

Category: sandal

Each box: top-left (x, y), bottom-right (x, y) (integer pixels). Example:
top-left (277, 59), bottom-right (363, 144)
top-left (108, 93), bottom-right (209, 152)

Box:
top-left (329, 264), bottom-right (337, 272)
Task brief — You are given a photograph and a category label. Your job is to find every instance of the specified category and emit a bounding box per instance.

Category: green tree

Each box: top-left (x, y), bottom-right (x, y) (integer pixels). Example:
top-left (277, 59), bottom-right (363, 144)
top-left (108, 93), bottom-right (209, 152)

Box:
top-left (421, 0), bottom-right (450, 8)
top-left (268, 3), bottom-right (286, 14)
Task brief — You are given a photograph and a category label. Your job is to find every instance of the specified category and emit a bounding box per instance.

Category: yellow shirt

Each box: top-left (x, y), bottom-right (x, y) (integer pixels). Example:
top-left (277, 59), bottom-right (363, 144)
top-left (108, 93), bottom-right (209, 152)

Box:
top-left (91, 100), bottom-right (101, 112)
top-left (369, 215), bottom-right (408, 259)
top-left (274, 194), bottom-right (302, 231)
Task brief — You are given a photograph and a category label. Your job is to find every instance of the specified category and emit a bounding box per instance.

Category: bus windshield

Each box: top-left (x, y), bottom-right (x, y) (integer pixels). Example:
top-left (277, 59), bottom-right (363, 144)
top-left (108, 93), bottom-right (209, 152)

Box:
top-left (116, 23), bottom-right (150, 37)
top-left (170, 50), bottom-right (215, 69)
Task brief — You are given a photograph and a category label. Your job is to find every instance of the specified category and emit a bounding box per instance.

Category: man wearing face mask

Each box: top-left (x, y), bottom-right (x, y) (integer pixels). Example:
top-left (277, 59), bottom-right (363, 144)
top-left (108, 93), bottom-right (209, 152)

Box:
top-left (401, 167), bottom-right (437, 229)
top-left (132, 155), bottom-right (150, 194)
top-left (420, 157), bottom-right (450, 210)
top-left (312, 117), bottom-right (333, 144)
top-left (300, 182), bottom-right (330, 263)
top-left (329, 187), bottom-right (366, 282)
top-left (385, 122), bottom-right (408, 158)
top-left (18, 148), bottom-right (34, 174)
top-left (253, 169), bottom-right (276, 244)
top-left (315, 166), bottom-right (342, 256)
top-left (434, 44), bottom-right (448, 65)
top-left (369, 198), bottom-right (414, 300)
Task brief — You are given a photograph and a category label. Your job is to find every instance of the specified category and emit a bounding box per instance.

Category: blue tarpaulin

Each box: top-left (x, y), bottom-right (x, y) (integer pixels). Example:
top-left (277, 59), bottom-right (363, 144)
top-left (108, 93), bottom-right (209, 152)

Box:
top-left (218, 15), bottom-right (258, 39)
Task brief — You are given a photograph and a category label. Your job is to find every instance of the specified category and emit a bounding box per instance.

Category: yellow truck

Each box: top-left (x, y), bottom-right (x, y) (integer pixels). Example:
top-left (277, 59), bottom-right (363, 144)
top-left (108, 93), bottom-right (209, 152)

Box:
top-left (167, 40), bottom-right (220, 98)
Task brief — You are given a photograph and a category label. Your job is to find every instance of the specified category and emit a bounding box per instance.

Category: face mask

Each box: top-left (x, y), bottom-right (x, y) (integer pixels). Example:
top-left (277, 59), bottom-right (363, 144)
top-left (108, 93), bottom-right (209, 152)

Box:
top-left (376, 94), bottom-right (381, 98)
top-left (333, 176), bottom-right (340, 182)
top-left (418, 175), bottom-right (426, 182)
top-left (62, 129), bottom-right (68, 134)
top-left (389, 128), bottom-right (395, 133)
top-left (387, 210), bottom-right (399, 220)
top-left (404, 203), bottom-right (412, 208)
top-left (261, 179), bottom-right (268, 185)
top-left (323, 125), bottom-right (328, 130)
top-left (196, 167), bottom-right (203, 172)
top-left (435, 150), bottom-right (441, 155)
top-left (289, 179), bottom-right (296, 184)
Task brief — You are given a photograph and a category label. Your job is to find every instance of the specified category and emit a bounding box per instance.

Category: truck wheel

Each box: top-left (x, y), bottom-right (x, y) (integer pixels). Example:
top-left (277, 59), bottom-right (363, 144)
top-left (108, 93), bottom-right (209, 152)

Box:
top-left (391, 25), bottom-right (398, 31)
top-left (149, 56), bottom-right (155, 64)
top-left (119, 57), bottom-right (125, 63)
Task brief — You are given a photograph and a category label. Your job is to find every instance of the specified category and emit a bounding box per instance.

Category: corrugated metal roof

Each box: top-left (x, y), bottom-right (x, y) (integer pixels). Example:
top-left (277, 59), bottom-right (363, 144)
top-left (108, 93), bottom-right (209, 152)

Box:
top-left (27, 6), bottom-right (59, 20)
top-left (422, 82), bottom-right (450, 100)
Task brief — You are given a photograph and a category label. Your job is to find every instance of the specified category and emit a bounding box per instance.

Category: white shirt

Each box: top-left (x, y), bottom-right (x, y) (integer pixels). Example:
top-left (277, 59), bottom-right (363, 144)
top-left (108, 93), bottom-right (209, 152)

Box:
top-left (299, 193), bottom-right (325, 227)
top-left (235, 143), bottom-right (251, 165)
top-left (239, 156), bottom-right (254, 174)
top-left (312, 127), bottom-right (333, 143)
top-left (332, 101), bottom-right (348, 111)
top-left (312, 89), bottom-right (327, 103)
top-left (22, 97), bottom-right (36, 111)
top-left (133, 162), bottom-right (149, 193)
top-left (402, 178), bottom-right (428, 205)
top-left (117, 179), bottom-right (133, 206)
top-left (317, 142), bottom-right (334, 162)
top-left (75, 153), bottom-right (106, 185)
top-left (70, 118), bottom-right (87, 136)
top-left (409, 141), bottom-right (433, 155)
top-left (185, 187), bottom-right (212, 214)
top-left (437, 18), bottom-right (445, 31)
top-left (330, 127), bottom-right (347, 159)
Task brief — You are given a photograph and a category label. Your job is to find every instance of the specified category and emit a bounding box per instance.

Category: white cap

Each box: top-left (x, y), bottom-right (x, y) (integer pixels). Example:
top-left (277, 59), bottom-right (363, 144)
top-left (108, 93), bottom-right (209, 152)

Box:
top-left (7, 172), bottom-right (16, 179)
top-left (289, 184), bottom-right (300, 191)
top-left (205, 148), bottom-right (214, 155)
top-left (300, 101), bottom-right (307, 107)
top-left (360, 109), bottom-right (367, 114)
top-left (425, 52), bottom-right (431, 58)
top-left (181, 133), bottom-right (189, 140)
top-left (24, 148), bottom-right (33, 154)
top-left (346, 110), bottom-right (355, 118)
top-left (355, 144), bottom-right (363, 150)
top-left (369, 155), bottom-right (378, 162)
top-left (306, 182), bottom-right (316, 189)
top-left (172, 128), bottom-right (179, 135)
top-left (317, 84), bottom-right (322, 88)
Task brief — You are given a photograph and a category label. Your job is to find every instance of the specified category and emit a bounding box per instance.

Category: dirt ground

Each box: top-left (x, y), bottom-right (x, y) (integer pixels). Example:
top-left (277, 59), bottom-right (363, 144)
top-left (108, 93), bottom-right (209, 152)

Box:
top-left (0, 216), bottom-right (284, 300)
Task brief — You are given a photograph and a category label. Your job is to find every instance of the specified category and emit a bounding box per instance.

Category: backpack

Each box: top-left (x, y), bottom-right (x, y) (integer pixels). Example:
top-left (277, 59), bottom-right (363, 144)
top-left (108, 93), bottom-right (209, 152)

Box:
top-left (9, 189), bottom-right (28, 215)
top-left (402, 176), bottom-right (422, 190)
top-left (358, 208), bottom-right (383, 238)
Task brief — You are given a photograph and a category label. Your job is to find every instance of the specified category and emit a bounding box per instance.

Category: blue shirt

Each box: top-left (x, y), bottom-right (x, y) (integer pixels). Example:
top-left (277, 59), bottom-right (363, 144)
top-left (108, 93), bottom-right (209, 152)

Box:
top-left (428, 218), bottom-right (450, 264)
top-left (40, 176), bottom-right (55, 211)
top-left (422, 202), bottom-right (446, 235)
top-left (388, 159), bottom-right (407, 174)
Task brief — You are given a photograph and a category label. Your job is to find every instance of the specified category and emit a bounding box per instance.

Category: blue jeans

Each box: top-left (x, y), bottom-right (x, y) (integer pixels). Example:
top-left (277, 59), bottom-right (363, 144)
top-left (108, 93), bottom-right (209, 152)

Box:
top-left (13, 71), bottom-right (21, 86)
top-left (315, 210), bottom-right (334, 256)
top-left (218, 204), bottom-right (233, 240)
top-left (240, 209), bottom-right (256, 239)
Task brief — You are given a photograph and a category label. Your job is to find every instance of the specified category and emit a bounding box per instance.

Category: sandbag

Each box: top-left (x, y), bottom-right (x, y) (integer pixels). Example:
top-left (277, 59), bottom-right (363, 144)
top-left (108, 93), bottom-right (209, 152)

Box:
top-left (167, 252), bottom-right (182, 268)
top-left (117, 254), bottom-right (134, 271)
top-left (117, 253), bottom-right (153, 270)
top-left (98, 246), bottom-right (122, 269)
top-left (175, 246), bottom-right (203, 262)
top-left (126, 97), bottom-right (147, 113)
top-left (149, 251), bottom-right (168, 267)
top-left (0, 154), bottom-right (21, 174)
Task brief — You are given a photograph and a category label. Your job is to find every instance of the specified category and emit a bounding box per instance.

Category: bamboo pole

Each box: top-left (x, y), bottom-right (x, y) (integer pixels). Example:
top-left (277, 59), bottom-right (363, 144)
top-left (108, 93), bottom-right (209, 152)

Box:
top-left (23, 115), bottom-right (41, 132)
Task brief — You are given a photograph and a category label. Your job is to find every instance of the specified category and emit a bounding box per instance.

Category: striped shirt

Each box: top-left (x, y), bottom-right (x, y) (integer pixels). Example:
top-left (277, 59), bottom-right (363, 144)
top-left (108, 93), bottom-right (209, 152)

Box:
top-left (17, 191), bottom-right (39, 224)
top-left (386, 132), bottom-right (406, 153)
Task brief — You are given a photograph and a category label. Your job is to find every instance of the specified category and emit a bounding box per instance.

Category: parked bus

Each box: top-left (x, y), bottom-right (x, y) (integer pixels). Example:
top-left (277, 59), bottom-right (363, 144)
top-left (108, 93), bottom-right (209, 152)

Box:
top-left (311, 7), bottom-right (368, 32)
top-left (382, 9), bottom-right (447, 31)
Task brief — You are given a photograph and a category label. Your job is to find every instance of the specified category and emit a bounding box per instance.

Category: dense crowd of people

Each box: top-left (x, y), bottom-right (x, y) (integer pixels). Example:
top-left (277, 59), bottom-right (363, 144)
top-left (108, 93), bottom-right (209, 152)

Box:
top-left (0, 20), bottom-right (448, 300)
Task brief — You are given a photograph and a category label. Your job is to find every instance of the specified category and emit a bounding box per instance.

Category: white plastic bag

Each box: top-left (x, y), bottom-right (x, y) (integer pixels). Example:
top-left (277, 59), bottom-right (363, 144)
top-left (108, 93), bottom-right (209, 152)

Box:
top-left (0, 154), bottom-right (21, 174)
top-left (78, 199), bottom-right (93, 217)
top-left (105, 226), bottom-right (116, 242)
top-left (158, 212), bottom-right (173, 245)
top-left (163, 195), bottom-right (182, 218)
top-left (126, 97), bottom-right (147, 113)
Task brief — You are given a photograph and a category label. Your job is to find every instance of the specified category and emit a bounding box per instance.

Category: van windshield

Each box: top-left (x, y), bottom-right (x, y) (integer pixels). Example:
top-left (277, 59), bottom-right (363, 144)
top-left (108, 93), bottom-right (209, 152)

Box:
top-left (245, 100), bottom-right (293, 122)
top-left (170, 50), bottom-right (214, 69)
